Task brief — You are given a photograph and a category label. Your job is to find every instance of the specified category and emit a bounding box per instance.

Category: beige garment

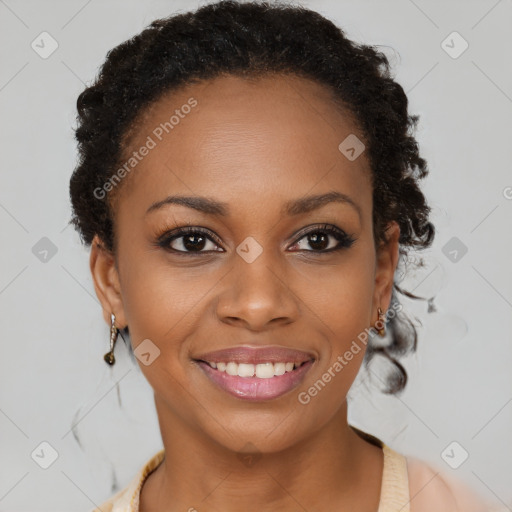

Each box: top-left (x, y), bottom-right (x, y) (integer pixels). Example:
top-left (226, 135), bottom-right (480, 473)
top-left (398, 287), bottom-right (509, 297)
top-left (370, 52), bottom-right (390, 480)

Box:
top-left (90, 443), bottom-right (498, 512)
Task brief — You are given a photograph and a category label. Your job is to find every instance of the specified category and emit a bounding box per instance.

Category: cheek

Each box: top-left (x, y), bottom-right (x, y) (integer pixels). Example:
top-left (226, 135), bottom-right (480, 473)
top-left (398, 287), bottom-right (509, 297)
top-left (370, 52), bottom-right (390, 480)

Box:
top-left (296, 262), bottom-right (374, 412)
top-left (294, 249), bottom-right (375, 391)
top-left (296, 250), bottom-right (375, 333)
top-left (118, 248), bottom-right (221, 351)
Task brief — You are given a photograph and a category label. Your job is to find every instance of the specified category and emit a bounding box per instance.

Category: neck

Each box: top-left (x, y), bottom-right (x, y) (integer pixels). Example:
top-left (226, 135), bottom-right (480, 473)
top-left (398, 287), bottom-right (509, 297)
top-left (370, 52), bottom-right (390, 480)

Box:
top-left (140, 395), bottom-right (383, 512)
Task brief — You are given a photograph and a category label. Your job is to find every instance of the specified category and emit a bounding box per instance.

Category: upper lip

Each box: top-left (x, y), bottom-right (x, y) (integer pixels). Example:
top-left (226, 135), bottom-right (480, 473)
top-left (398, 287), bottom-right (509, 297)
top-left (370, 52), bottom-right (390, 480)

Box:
top-left (194, 345), bottom-right (316, 365)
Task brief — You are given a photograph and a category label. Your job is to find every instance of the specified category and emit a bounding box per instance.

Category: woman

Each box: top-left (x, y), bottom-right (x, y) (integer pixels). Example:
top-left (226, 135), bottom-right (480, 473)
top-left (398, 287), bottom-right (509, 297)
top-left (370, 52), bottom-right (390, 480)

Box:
top-left (69, 1), bottom-right (498, 510)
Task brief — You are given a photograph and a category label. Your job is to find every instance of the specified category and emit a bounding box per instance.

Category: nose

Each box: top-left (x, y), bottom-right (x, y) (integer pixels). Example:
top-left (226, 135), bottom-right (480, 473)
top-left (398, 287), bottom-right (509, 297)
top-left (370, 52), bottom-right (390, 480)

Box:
top-left (215, 251), bottom-right (300, 331)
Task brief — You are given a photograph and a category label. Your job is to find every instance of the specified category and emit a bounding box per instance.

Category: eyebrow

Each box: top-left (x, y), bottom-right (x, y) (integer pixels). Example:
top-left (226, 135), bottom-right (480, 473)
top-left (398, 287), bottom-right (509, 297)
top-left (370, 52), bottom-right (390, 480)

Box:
top-left (145, 191), bottom-right (362, 221)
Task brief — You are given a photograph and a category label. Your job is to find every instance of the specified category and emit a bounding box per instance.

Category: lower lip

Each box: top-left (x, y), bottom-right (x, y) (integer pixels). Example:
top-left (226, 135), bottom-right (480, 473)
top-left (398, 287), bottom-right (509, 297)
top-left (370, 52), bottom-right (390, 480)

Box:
top-left (196, 360), bottom-right (314, 401)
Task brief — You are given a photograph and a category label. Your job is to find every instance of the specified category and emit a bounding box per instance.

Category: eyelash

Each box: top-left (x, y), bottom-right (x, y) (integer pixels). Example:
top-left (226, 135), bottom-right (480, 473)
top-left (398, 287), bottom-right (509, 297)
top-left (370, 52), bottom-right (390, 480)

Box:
top-left (155, 224), bottom-right (356, 256)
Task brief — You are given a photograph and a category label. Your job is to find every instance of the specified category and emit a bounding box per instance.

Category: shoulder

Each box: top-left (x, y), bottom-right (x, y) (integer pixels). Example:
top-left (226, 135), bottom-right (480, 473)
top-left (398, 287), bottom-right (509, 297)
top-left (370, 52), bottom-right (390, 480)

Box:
top-left (91, 501), bottom-right (113, 512)
top-left (406, 456), bottom-right (491, 512)
top-left (90, 481), bottom-right (137, 511)
top-left (89, 486), bottom-right (128, 512)
top-left (88, 449), bottom-right (165, 512)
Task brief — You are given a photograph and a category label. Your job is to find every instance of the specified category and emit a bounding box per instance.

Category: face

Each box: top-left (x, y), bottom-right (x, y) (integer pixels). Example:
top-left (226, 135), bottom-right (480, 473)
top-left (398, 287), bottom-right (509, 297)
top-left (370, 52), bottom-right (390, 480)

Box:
top-left (90, 73), bottom-right (399, 454)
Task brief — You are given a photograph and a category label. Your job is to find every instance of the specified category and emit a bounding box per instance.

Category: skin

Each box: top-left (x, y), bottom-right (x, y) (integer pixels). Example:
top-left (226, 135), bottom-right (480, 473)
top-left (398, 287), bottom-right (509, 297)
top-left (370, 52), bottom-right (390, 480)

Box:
top-left (90, 73), bottom-right (400, 511)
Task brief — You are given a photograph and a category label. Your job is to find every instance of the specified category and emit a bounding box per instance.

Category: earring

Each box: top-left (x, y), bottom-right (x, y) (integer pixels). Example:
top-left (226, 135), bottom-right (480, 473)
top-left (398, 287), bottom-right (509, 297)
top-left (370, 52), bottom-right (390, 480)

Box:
top-left (104, 313), bottom-right (119, 366)
top-left (376, 307), bottom-right (386, 337)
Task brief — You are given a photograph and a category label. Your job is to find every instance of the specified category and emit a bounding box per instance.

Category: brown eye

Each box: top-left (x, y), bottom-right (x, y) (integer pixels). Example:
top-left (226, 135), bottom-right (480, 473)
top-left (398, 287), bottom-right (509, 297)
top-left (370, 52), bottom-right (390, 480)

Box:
top-left (157, 227), bottom-right (223, 254)
top-left (290, 224), bottom-right (356, 253)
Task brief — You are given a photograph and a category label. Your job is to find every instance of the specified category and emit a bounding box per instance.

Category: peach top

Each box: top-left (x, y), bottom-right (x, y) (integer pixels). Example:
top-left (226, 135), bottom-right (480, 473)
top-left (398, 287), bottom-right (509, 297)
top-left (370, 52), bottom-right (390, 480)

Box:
top-left (91, 433), bottom-right (500, 512)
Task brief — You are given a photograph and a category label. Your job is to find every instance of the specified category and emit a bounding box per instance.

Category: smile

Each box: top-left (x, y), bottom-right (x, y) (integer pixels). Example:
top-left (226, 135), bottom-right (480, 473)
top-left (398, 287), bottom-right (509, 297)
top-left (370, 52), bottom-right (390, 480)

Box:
top-left (193, 345), bottom-right (315, 401)
top-left (205, 361), bottom-right (303, 378)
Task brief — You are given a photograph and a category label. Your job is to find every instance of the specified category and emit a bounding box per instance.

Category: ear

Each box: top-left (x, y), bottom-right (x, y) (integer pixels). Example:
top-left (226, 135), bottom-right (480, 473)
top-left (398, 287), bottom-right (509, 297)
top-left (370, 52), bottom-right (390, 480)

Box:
top-left (89, 234), bottom-right (127, 329)
top-left (373, 221), bottom-right (400, 316)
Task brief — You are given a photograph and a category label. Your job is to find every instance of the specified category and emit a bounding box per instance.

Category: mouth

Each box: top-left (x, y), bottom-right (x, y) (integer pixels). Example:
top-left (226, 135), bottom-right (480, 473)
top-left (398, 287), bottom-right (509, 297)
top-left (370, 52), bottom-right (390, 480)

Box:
top-left (193, 346), bottom-right (315, 401)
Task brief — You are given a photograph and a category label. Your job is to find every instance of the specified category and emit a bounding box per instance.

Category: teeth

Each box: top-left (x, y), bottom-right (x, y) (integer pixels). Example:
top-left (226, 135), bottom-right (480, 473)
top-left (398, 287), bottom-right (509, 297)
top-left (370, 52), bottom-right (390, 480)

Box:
top-left (238, 363), bottom-right (255, 377)
top-left (206, 361), bottom-right (302, 378)
top-left (274, 362), bottom-right (286, 376)
top-left (255, 362), bottom-right (274, 379)
top-left (226, 362), bottom-right (238, 376)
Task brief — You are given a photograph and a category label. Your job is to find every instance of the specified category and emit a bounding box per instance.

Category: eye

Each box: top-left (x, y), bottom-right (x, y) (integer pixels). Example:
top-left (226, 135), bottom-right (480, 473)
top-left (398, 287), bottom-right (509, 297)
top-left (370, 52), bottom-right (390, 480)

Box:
top-left (155, 224), bottom-right (356, 255)
top-left (289, 224), bottom-right (356, 253)
top-left (157, 226), bottom-right (223, 254)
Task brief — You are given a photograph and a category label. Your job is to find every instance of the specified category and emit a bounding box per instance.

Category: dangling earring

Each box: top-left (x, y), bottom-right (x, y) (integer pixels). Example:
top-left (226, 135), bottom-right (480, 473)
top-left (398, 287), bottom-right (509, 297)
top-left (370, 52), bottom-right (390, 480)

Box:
top-left (104, 313), bottom-right (119, 365)
top-left (376, 307), bottom-right (386, 337)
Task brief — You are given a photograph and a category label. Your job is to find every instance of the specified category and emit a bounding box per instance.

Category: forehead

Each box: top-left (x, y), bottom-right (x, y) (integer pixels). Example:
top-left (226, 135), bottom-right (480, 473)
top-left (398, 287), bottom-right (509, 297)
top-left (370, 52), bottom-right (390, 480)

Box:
top-left (114, 73), bottom-right (372, 220)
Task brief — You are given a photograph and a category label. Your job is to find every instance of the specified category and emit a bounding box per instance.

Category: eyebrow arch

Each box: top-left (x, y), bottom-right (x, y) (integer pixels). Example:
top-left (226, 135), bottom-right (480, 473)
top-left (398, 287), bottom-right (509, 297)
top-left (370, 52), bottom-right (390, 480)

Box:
top-left (283, 191), bottom-right (362, 221)
top-left (145, 191), bottom-right (362, 221)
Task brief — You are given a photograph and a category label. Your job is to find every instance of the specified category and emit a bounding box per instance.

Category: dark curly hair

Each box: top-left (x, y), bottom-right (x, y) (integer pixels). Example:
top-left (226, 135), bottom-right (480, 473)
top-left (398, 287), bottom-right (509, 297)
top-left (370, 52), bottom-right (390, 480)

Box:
top-left (68, 0), bottom-right (435, 394)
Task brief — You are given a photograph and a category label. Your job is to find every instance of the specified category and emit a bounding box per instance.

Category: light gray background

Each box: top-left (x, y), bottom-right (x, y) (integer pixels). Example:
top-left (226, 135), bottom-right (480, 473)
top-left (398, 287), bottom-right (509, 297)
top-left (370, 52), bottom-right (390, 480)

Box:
top-left (1, 0), bottom-right (511, 510)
